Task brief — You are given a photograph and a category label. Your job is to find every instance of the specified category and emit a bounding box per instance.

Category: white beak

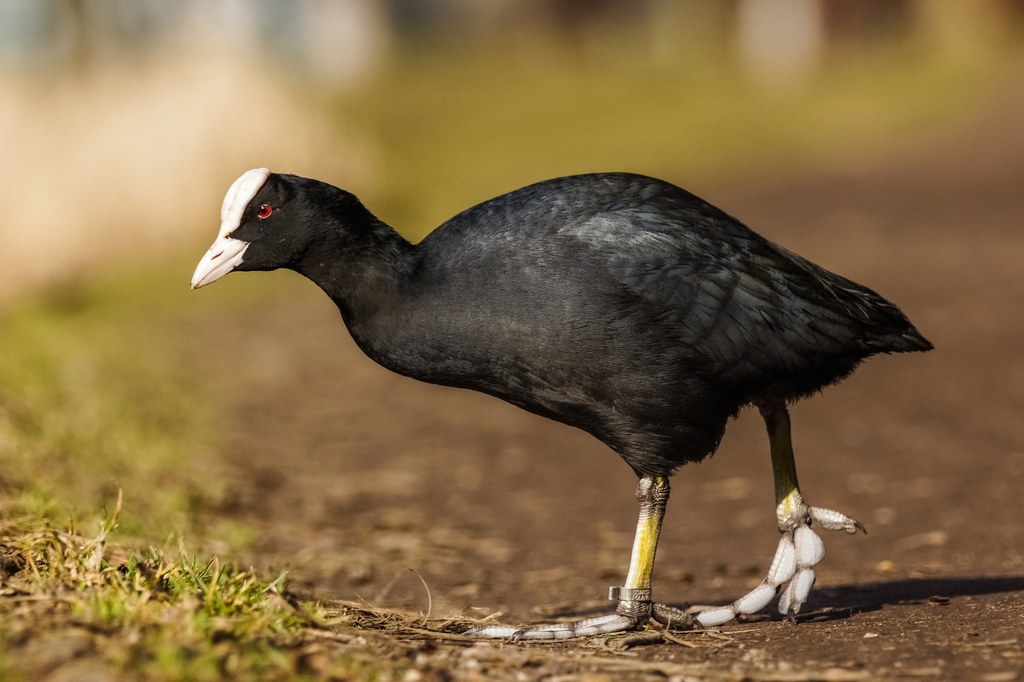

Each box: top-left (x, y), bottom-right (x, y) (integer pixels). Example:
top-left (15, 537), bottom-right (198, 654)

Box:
top-left (191, 235), bottom-right (250, 289)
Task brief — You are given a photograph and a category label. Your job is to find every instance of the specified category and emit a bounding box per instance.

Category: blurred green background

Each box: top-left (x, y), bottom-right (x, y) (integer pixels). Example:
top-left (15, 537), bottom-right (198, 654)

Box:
top-left (0, 0), bottom-right (1021, 538)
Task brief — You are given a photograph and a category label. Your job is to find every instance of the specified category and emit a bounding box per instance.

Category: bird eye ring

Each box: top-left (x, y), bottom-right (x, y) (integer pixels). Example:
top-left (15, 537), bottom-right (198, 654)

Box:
top-left (257, 203), bottom-right (273, 219)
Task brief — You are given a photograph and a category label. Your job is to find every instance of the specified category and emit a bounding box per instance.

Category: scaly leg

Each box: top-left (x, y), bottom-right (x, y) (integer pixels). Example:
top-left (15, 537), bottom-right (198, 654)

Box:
top-left (694, 404), bottom-right (865, 627)
top-left (466, 475), bottom-right (694, 639)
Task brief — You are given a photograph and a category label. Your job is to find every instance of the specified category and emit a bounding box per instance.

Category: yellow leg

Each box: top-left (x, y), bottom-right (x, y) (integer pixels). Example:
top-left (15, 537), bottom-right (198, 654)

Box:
top-left (622, 475), bottom-right (669, 592)
top-left (468, 473), bottom-right (693, 638)
top-left (612, 474), bottom-right (692, 628)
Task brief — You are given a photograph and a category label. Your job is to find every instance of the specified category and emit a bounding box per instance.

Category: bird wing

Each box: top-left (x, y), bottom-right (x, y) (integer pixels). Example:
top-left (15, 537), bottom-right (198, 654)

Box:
top-left (560, 199), bottom-right (914, 396)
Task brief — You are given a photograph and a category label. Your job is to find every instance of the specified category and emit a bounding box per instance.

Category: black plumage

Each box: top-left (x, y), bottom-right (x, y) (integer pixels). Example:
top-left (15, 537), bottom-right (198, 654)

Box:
top-left (194, 169), bottom-right (933, 634)
top-left (218, 172), bottom-right (930, 477)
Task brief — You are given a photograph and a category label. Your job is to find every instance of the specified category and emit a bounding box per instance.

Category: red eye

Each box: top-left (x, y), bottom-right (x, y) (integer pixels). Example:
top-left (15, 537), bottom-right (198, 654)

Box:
top-left (257, 203), bottom-right (273, 219)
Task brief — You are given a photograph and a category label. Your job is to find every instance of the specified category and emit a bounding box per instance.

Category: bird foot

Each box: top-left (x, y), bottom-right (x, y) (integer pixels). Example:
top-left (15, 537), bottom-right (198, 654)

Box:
top-left (694, 501), bottom-right (864, 627)
top-left (465, 592), bottom-right (695, 640)
top-left (465, 501), bottom-right (861, 638)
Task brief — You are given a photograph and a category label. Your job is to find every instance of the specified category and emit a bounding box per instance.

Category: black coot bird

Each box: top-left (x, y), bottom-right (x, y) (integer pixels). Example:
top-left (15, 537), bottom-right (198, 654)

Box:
top-left (193, 168), bottom-right (931, 638)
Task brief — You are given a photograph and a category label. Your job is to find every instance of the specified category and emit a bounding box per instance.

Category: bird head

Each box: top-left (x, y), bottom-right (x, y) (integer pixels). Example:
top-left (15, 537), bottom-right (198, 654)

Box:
top-left (191, 168), bottom-right (313, 289)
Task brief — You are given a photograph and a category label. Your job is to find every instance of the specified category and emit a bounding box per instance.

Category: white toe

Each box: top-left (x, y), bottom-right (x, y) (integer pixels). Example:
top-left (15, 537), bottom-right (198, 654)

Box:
top-left (735, 582), bottom-right (777, 614)
top-left (470, 613), bottom-right (638, 640)
top-left (794, 525), bottom-right (825, 566)
top-left (696, 606), bottom-right (736, 627)
top-left (809, 506), bottom-right (862, 533)
top-left (790, 568), bottom-right (816, 612)
top-left (778, 580), bottom-right (795, 614)
top-left (578, 614), bottom-right (640, 635)
top-left (468, 626), bottom-right (522, 638)
top-left (518, 627), bottom-right (575, 640)
top-left (766, 535), bottom-right (797, 586)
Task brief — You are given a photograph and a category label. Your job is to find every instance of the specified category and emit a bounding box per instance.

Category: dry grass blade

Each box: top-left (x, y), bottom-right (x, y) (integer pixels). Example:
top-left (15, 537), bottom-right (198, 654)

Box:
top-left (318, 598), bottom-right (482, 641)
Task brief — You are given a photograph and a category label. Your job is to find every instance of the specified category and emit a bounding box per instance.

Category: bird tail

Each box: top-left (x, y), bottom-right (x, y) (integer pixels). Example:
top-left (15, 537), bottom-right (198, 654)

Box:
top-left (864, 311), bottom-right (933, 354)
top-left (878, 326), bottom-right (933, 353)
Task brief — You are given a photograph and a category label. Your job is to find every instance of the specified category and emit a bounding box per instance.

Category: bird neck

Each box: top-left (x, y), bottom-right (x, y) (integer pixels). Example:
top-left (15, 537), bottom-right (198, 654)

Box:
top-left (292, 210), bottom-right (418, 326)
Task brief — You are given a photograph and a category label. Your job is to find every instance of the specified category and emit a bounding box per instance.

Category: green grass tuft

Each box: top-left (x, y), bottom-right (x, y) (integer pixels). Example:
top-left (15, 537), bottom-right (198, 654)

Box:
top-left (0, 496), bottom-right (329, 680)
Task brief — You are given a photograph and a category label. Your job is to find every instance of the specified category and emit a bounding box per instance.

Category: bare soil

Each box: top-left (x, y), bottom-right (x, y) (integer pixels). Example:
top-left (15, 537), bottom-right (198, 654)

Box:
top-left (195, 86), bottom-right (1024, 680)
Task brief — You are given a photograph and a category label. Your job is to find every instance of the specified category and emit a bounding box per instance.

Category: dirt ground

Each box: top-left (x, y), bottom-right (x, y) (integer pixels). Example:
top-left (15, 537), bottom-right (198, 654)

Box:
top-left (191, 86), bottom-right (1024, 680)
